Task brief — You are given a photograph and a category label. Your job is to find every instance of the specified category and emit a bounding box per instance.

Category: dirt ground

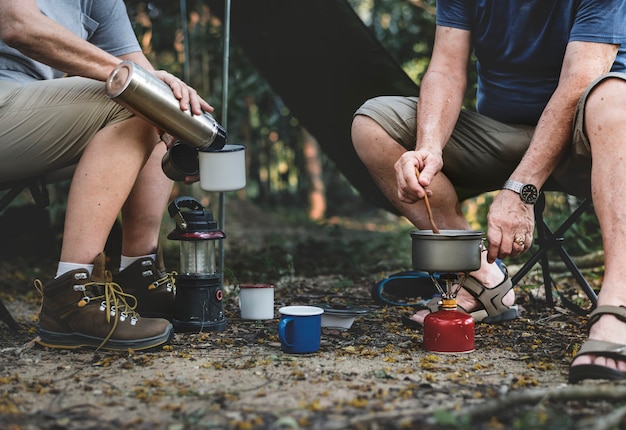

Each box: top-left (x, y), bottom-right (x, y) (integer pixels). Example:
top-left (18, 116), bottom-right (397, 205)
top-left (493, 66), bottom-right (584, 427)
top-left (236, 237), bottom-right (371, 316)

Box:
top-left (0, 200), bottom-right (622, 430)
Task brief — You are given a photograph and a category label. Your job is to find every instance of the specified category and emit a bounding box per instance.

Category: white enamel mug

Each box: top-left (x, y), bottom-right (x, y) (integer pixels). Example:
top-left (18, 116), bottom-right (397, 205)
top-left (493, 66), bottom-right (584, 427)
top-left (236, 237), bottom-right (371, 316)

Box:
top-left (198, 144), bottom-right (246, 191)
top-left (238, 284), bottom-right (275, 320)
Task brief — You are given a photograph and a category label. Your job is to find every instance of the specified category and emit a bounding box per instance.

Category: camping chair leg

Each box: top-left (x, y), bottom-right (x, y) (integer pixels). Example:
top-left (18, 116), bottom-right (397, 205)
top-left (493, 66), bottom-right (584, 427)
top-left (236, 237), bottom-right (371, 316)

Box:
top-left (0, 299), bottom-right (19, 331)
top-left (0, 183), bottom-right (27, 212)
top-left (539, 220), bottom-right (598, 307)
top-left (0, 176), bottom-right (49, 331)
top-left (511, 194), bottom-right (598, 308)
top-left (0, 177), bottom-right (48, 212)
top-left (0, 184), bottom-right (29, 331)
top-left (27, 178), bottom-right (50, 207)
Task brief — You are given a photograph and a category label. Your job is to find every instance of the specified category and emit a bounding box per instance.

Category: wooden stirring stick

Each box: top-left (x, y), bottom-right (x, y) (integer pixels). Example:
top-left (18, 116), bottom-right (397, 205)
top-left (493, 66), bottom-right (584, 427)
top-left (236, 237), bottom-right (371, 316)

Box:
top-left (415, 167), bottom-right (440, 234)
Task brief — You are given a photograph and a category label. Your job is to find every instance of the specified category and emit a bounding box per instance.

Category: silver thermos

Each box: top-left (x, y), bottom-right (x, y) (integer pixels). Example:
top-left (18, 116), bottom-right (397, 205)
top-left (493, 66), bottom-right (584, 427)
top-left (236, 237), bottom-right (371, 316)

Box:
top-left (105, 60), bottom-right (226, 151)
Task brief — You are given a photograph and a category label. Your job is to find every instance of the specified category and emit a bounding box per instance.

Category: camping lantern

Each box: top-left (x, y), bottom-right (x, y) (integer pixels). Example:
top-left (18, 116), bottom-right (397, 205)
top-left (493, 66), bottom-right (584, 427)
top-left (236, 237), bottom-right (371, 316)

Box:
top-left (167, 196), bottom-right (227, 332)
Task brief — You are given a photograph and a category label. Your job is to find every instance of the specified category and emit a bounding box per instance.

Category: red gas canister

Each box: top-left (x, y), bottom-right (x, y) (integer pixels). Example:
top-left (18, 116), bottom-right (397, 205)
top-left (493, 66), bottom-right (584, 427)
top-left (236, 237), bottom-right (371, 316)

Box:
top-left (423, 299), bottom-right (474, 353)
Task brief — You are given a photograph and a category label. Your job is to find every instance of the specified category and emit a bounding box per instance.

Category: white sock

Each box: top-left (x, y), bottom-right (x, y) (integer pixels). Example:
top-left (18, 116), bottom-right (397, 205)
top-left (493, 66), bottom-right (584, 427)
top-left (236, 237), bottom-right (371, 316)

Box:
top-left (119, 254), bottom-right (157, 271)
top-left (56, 262), bottom-right (94, 278)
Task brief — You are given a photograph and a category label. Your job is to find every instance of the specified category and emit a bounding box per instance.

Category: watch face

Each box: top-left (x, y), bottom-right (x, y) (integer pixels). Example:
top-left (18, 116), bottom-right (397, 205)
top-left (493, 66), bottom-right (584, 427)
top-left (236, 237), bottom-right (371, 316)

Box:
top-left (521, 184), bottom-right (539, 204)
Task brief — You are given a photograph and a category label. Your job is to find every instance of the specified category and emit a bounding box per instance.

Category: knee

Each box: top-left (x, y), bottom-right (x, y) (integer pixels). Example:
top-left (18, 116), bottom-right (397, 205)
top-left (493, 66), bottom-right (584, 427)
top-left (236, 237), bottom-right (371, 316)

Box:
top-left (585, 77), bottom-right (626, 125)
top-left (351, 114), bottom-right (385, 161)
top-left (121, 116), bottom-right (162, 151)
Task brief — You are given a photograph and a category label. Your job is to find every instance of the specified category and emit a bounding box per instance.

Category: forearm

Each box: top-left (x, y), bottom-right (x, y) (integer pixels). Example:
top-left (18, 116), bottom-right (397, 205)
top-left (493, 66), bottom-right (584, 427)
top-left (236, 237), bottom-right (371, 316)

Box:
top-left (509, 88), bottom-right (577, 188)
top-left (416, 66), bottom-right (466, 154)
top-left (393, 25), bottom-right (470, 194)
top-left (0, 1), bottom-right (121, 81)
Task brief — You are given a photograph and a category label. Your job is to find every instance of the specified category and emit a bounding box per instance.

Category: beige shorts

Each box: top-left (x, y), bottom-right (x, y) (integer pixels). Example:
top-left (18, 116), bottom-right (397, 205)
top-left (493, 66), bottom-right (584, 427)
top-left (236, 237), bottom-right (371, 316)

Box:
top-left (0, 76), bottom-right (133, 182)
top-left (355, 72), bottom-right (626, 198)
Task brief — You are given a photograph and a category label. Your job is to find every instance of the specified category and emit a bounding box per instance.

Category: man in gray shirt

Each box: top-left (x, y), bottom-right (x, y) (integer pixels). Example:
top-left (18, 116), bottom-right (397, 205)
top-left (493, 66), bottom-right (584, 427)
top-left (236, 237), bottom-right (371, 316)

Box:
top-left (0, 0), bottom-right (210, 351)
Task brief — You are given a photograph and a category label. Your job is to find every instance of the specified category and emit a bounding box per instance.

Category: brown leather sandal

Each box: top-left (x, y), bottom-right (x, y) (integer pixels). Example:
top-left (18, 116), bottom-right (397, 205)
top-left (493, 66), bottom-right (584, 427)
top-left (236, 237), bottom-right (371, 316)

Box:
top-left (401, 268), bottom-right (518, 327)
top-left (568, 305), bottom-right (626, 383)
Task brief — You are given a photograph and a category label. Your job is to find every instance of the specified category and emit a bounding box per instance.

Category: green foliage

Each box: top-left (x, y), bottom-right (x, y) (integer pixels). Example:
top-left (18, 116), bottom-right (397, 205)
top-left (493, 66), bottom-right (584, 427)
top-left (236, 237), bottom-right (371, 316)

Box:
top-left (351, 0), bottom-right (436, 68)
top-left (351, 0), bottom-right (478, 108)
top-left (541, 194), bottom-right (600, 256)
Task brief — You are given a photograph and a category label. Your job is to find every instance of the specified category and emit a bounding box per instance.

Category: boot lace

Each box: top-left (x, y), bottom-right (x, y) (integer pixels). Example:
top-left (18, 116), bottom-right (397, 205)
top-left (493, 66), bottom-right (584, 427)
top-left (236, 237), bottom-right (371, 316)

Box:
top-left (150, 271), bottom-right (177, 294)
top-left (81, 272), bottom-right (141, 349)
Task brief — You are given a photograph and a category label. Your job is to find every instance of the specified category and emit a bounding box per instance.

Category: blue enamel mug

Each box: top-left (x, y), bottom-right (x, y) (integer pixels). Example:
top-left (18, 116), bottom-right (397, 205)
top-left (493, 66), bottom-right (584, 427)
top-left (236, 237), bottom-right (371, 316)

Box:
top-left (278, 306), bottom-right (324, 354)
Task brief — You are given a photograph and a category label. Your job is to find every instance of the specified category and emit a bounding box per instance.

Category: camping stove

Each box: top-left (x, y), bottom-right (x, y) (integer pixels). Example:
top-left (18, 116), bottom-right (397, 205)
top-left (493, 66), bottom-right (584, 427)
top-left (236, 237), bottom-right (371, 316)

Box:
top-left (422, 273), bottom-right (474, 353)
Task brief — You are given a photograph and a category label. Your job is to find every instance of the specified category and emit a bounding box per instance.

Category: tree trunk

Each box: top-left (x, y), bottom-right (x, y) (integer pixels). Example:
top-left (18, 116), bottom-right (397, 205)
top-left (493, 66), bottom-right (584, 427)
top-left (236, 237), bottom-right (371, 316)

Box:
top-left (302, 128), bottom-right (326, 221)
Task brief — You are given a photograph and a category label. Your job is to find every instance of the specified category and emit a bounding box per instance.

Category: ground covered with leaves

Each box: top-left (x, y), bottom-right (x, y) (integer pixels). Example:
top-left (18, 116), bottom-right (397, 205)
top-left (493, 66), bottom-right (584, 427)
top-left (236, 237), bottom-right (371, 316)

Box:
top-left (0, 200), bottom-right (621, 429)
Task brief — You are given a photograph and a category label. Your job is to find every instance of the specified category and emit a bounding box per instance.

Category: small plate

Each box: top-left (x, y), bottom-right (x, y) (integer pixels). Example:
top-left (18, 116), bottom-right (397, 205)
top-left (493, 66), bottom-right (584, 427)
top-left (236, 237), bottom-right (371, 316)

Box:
top-left (316, 304), bottom-right (369, 330)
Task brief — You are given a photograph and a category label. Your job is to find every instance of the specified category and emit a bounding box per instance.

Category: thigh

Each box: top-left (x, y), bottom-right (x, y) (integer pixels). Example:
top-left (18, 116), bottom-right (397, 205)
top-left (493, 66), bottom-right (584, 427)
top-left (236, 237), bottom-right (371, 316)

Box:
top-left (0, 77), bottom-right (133, 181)
top-left (354, 95), bottom-right (420, 149)
top-left (553, 72), bottom-right (626, 197)
top-left (355, 96), bottom-right (535, 199)
top-left (444, 110), bottom-right (534, 197)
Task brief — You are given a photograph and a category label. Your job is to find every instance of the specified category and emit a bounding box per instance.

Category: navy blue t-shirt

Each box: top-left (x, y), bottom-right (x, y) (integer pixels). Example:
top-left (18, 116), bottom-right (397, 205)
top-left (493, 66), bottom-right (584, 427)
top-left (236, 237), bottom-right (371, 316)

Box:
top-left (437, 0), bottom-right (626, 124)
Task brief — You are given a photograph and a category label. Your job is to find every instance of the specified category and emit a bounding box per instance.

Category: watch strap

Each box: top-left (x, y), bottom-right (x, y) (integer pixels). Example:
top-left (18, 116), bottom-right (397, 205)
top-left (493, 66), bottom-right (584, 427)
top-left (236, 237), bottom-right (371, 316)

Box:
top-left (502, 179), bottom-right (539, 204)
top-left (502, 180), bottom-right (523, 194)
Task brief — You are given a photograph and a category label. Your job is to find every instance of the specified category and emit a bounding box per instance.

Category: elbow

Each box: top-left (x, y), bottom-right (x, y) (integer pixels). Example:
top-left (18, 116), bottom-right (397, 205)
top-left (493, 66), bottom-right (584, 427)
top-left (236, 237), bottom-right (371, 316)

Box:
top-left (0, 21), bottom-right (31, 49)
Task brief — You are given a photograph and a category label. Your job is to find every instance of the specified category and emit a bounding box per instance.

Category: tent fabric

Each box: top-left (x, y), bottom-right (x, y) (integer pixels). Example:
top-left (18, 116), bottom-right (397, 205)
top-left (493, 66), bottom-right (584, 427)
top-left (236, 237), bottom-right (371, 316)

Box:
top-left (208, 0), bottom-right (419, 211)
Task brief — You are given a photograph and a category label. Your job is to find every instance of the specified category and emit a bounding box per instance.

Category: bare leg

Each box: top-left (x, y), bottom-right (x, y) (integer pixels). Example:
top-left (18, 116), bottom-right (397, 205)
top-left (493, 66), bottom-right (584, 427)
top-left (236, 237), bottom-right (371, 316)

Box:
top-left (121, 142), bottom-right (173, 257)
top-left (351, 115), bottom-right (513, 321)
top-left (571, 77), bottom-right (626, 373)
top-left (60, 116), bottom-right (166, 264)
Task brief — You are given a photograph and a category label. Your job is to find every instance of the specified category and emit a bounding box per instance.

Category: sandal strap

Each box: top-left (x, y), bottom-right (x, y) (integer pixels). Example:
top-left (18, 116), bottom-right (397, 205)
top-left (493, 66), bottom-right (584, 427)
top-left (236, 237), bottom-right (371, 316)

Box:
top-left (576, 339), bottom-right (626, 361)
top-left (461, 273), bottom-right (513, 318)
top-left (587, 305), bottom-right (626, 329)
top-left (422, 296), bottom-right (442, 313)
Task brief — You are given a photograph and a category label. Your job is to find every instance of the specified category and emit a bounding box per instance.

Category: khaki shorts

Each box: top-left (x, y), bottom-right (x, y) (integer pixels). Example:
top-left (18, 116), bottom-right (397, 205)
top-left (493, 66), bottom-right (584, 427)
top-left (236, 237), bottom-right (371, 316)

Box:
top-left (355, 72), bottom-right (626, 198)
top-left (0, 76), bottom-right (133, 182)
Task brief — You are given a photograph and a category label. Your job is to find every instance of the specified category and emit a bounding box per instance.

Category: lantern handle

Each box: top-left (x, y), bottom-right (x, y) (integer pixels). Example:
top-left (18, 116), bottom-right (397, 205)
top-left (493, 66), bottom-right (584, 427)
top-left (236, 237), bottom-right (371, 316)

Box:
top-left (168, 196), bottom-right (204, 231)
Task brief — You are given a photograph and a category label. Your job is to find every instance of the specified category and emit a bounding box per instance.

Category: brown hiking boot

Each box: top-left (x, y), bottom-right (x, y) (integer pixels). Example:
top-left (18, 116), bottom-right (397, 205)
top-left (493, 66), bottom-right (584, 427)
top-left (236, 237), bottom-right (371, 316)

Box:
top-left (112, 250), bottom-right (176, 320)
top-left (35, 253), bottom-right (173, 351)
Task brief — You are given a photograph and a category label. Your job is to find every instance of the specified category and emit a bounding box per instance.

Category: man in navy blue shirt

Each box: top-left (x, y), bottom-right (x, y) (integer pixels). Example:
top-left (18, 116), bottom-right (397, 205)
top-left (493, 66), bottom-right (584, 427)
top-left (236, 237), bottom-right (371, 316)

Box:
top-left (352, 0), bottom-right (626, 383)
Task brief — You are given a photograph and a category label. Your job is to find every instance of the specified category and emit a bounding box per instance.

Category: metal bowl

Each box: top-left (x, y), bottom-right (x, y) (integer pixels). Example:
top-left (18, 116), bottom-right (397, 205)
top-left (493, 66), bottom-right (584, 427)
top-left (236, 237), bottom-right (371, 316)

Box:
top-left (410, 230), bottom-right (484, 273)
top-left (317, 304), bottom-right (369, 331)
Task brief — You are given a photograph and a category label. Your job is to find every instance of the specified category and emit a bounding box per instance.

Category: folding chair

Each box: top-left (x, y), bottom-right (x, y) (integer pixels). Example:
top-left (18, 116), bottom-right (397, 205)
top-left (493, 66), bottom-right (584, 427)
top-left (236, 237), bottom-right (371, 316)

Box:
top-left (511, 192), bottom-right (599, 312)
top-left (0, 176), bottom-right (51, 212)
top-left (0, 166), bottom-right (75, 331)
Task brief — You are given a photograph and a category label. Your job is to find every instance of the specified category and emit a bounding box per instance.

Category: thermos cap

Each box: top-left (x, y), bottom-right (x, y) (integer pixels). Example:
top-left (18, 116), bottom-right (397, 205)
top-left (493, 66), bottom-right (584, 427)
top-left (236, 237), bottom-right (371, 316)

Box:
top-left (106, 61), bottom-right (135, 98)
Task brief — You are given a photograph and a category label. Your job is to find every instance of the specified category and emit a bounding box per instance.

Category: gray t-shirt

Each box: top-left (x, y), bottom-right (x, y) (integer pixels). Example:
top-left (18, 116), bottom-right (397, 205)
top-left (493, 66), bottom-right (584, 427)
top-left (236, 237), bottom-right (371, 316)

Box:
top-left (0, 0), bottom-right (141, 83)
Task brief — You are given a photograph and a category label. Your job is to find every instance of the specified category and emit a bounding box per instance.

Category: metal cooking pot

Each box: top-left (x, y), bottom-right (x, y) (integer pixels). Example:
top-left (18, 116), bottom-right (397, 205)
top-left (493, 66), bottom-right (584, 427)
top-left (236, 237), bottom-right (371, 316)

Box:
top-left (410, 230), bottom-right (483, 273)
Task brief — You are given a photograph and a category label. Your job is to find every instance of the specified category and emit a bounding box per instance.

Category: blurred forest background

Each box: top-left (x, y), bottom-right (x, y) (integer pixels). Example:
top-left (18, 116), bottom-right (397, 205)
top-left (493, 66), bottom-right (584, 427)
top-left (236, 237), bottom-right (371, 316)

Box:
top-left (1, 0), bottom-right (601, 278)
top-left (121, 0), bottom-right (599, 255)
top-left (128, 0), bottom-right (444, 211)
top-left (124, 0), bottom-right (441, 220)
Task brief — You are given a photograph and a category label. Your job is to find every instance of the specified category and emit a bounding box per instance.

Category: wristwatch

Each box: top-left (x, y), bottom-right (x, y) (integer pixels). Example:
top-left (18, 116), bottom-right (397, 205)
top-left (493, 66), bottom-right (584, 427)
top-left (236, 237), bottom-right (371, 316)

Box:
top-left (502, 180), bottom-right (539, 204)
